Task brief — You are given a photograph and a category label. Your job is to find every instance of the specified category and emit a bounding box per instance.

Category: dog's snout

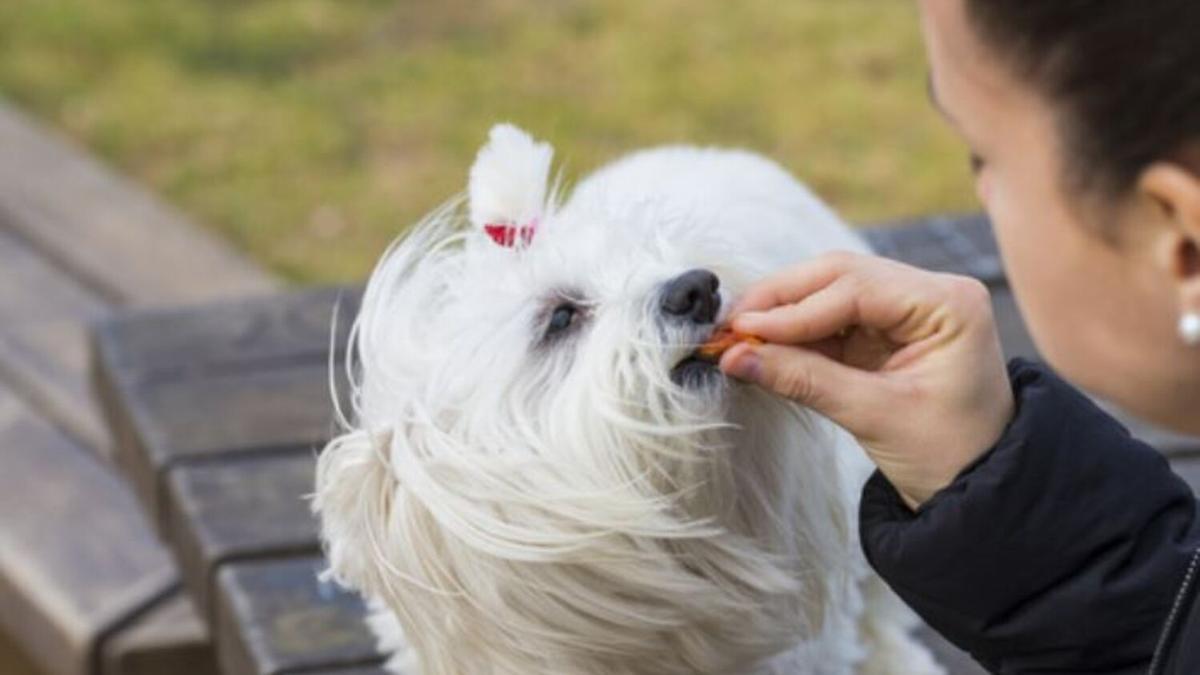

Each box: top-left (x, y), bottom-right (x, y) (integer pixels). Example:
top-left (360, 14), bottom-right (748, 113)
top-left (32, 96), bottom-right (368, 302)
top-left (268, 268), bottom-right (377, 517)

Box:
top-left (661, 269), bottom-right (720, 324)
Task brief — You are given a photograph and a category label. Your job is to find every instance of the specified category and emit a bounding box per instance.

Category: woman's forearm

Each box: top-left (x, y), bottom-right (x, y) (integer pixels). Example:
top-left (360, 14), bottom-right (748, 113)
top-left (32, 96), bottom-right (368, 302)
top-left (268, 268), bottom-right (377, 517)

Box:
top-left (859, 360), bottom-right (1200, 673)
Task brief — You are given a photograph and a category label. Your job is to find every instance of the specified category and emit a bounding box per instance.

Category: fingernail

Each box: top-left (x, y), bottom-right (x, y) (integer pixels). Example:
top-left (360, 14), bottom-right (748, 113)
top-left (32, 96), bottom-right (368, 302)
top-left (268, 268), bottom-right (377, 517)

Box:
top-left (723, 350), bottom-right (762, 382)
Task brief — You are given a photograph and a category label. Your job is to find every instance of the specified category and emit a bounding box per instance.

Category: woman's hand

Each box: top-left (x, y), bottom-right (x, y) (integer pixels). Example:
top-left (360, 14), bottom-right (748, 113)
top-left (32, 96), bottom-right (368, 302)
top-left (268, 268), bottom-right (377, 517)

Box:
top-left (720, 251), bottom-right (1015, 509)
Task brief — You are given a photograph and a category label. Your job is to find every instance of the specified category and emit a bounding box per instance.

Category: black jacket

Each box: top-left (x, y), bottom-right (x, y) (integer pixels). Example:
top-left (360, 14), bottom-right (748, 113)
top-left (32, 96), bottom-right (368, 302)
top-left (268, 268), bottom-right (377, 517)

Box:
top-left (860, 360), bottom-right (1200, 674)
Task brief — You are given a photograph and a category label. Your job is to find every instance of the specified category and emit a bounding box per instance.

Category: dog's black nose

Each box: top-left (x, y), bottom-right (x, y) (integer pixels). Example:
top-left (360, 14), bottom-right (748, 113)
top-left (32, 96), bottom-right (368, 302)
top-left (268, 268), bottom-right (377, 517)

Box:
top-left (661, 269), bottom-right (721, 324)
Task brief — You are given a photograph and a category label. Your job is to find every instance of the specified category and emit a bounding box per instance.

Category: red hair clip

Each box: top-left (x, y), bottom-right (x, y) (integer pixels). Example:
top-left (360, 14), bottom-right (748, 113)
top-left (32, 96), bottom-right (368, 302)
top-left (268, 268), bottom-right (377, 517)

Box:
top-left (483, 220), bottom-right (537, 248)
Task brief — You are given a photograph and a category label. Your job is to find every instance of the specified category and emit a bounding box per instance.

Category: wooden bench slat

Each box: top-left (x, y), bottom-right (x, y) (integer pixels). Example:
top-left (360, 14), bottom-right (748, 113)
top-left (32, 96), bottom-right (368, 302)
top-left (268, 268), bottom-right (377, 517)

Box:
top-left (1169, 455), bottom-right (1200, 496)
top-left (0, 322), bottom-right (110, 454)
top-left (865, 214), bottom-right (1004, 285)
top-left (92, 287), bottom-right (359, 377)
top-left (104, 361), bottom-right (342, 532)
top-left (0, 229), bottom-right (105, 318)
top-left (166, 452), bottom-right (321, 618)
top-left (0, 627), bottom-right (43, 675)
top-left (214, 557), bottom-right (382, 675)
top-left (0, 228), bottom-right (111, 456)
top-left (130, 363), bottom-right (337, 461)
top-left (1124, 420), bottom-right (1200, 456)
top-left (92, 289), bottom-right (355, 531)
top-left (987, 288), bottom-right (1039, 362)
top-left (0, 384), bottom-right (178, 675)
top-left (0, 103), bottom-right (278, 308)
top-left (300, 662), bottom-right (388, 667)
top-left (0, 99), bottom-right (297, 674)
top-left (100, 591), bottom-right (216, 675)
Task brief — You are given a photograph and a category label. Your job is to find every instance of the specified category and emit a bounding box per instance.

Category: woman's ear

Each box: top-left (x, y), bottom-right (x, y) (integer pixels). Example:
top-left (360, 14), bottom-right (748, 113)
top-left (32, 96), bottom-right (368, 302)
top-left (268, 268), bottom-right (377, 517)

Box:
top-left (1137, 160), bottom-right (1200, 319)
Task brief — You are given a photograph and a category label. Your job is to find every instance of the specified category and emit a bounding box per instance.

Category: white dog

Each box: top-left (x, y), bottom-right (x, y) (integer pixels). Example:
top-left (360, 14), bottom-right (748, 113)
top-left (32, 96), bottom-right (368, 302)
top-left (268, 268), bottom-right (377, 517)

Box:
top-left (314, 125), bottom-right (944, 675)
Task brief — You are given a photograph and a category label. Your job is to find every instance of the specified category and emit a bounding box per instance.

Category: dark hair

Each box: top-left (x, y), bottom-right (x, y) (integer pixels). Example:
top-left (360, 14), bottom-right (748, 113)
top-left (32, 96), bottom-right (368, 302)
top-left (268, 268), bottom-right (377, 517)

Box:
top-left (964, 0), bottom-right (1200, 196)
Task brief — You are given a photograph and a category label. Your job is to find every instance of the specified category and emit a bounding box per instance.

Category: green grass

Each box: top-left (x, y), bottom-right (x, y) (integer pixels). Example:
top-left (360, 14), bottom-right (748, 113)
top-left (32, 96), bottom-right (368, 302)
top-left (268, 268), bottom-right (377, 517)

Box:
top-left (0, 0), bottom-right (977, 284)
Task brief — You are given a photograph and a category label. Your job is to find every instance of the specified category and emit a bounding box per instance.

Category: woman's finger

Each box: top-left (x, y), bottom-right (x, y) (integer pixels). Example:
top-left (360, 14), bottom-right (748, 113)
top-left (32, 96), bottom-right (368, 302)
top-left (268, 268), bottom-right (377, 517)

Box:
top-left (731, 277), bottom-right (860, 344)
top-left (726, 250), bottom-right (859, 316)
top-left (735, 255), bottom-right (983, 351)
top-left (720, 341), bottom-right (894, 437)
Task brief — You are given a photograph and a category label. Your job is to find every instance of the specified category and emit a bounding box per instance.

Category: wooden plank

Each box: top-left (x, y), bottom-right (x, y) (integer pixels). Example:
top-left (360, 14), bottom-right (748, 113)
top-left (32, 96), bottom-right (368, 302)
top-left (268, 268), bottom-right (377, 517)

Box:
top-left (214, 557), bottom-right (382, 675)
top-left (986, 287), bottom-right (1039, 362)
top-left (0, 218), bottom-right (221, 675)
top-left (0, 383), bottom-right (178, 675)
top-left (1100, 410), bottom-right (1200, 457)
top-left (165, 452), bottom-right (321, 618)
top-left (0, 323), bottom-right (109, 454)
top-left (91, 287), bottom-right (357, 531)
top-left (0, 103), bottom-right (278, 307)
top-left (0, 100), bottom-right (309, 675)
top-left (206, 555), bottom-right (979, 675)
top-left (100, 592), bottom-right (216, 675)
top-left (865, 214), bottom-right (1004, 285)
top-left (1169, 455), bottom-right (1200, 495)
top-left (0, 627), bottom-right (44, 675)
top-left (102, 360), bottom-right (344, 533)
top-left (92, 287), bottom-right (359, 377)
top-left (0, 228), bottom-right (111, 456)
top-left (300, 662), bottom-right (388, 667)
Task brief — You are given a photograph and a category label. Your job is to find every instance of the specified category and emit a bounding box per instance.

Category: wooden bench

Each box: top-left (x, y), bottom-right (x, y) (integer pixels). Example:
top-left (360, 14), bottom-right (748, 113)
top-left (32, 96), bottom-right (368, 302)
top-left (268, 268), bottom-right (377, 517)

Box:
top-left (91, 289), bottom-right (374, 674)
top-left (91, 213), bottom-right (1200, 675)
top-left (0, 101), bottom-right (278, 675)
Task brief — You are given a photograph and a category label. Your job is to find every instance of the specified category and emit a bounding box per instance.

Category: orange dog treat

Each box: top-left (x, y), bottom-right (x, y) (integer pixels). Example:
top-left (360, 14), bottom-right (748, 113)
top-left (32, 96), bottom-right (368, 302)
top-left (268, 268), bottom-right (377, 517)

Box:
top-left (695, 326), bottom-right (763, 361)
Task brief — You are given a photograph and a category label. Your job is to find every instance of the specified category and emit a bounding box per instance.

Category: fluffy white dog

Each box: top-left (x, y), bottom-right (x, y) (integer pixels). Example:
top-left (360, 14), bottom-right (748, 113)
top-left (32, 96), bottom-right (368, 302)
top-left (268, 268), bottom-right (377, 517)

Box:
top-left (314, 124), bottom-right (944, 675)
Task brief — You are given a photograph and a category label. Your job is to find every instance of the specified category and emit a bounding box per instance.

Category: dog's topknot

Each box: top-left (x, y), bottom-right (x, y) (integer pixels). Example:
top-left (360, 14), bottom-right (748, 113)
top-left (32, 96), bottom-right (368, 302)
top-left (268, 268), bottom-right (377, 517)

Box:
top-left (468, 124), bottom-right (556, 243)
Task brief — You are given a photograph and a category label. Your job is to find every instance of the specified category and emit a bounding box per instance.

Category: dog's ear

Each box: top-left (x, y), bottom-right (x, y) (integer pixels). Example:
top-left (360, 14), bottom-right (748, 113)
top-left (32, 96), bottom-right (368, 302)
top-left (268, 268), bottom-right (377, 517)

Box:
top-left (312, 428), bottom-right (397, 594)
top-left (468, 124), bottom-right (554, 247)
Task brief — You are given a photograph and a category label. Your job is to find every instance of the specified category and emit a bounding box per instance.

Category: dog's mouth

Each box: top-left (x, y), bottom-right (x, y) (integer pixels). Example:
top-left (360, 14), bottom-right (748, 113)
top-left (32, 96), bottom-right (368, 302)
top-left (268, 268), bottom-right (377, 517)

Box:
top-left (669, 328), bottom-right (724, 388)
top-left (669, 324), bottom-right (761, 387)
top-left (669, 354), bottom-right (720, 388)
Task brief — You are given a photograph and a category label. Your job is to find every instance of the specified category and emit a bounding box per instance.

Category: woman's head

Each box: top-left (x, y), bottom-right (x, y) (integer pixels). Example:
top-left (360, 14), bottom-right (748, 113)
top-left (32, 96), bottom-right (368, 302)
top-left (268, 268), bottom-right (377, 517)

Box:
top-left (963, 0), bottom-right (1200, 199)
top-left (917, 0), bottom-right (1200, 433)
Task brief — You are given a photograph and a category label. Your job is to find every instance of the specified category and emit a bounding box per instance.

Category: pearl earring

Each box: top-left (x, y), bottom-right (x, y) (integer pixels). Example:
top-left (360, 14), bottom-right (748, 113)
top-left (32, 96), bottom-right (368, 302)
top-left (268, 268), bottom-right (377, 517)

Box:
top-left (1181, 312), bottom-right (1200, 346)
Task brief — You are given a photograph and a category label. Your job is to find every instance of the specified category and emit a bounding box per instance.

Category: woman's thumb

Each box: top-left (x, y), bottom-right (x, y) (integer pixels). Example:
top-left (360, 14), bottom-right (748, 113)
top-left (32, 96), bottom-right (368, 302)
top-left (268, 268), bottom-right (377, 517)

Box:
top-left (721, 342), bottom-right (880, 431)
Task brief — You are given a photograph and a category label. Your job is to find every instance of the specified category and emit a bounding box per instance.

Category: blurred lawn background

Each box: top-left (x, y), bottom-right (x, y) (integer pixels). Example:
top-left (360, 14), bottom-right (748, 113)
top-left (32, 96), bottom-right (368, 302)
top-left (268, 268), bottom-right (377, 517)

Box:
top-left (0, 0), bottom-right (976, 284)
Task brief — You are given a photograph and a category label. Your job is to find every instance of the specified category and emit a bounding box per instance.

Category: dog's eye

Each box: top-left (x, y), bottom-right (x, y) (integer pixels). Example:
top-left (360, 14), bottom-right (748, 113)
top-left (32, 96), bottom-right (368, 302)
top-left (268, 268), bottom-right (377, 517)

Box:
top-left (546, 303), bottom-right (577, 336)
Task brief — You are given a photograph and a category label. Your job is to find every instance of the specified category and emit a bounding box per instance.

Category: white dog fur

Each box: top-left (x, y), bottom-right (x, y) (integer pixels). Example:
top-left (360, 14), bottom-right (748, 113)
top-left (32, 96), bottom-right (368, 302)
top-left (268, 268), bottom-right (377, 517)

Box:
top-left (313, 124), bottom-right (944, 675)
